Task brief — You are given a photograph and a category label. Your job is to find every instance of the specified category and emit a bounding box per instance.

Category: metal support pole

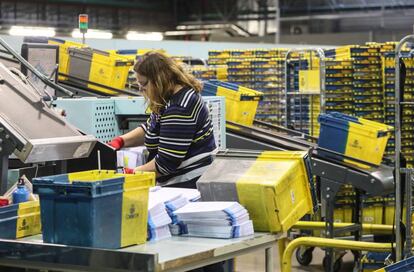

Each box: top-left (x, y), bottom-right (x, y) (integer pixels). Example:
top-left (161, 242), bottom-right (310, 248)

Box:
top-left (404, 169), bottom-right (413, 257)
top-left (0, 153), bottom-right (8, 195)
top-left (0, 126), bottom-right (16, 195)
top-left (321, 178), bottom-right (342, 272)
top-left (326, 196), bottom-right (335, 272)
top-left (274, 0), bottom-right (280, 44)
top-left (352, 190), bottom-right (362, 263)
top-left (395, 34), bottom-right (414, 262)
top-left (277, 238), bottom-right (287, 272)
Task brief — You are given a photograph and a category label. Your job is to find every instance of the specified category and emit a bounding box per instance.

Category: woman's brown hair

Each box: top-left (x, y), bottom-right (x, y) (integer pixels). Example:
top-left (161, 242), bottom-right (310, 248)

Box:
top-left (134, 51), bottom-right (202, 114)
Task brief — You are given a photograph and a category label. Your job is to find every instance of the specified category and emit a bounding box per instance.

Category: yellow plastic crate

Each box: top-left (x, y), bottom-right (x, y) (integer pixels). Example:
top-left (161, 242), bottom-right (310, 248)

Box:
top-left (209, 50), bottom-right (230, 59)
top-left (333, 206), bottom-right (354, 236)
top-left (216, 85), bottom-right (262, 126)
top-left (47, 38), bottom-right (87, 81)
top-left (16, 201), bottom-right (42, 238)
top-left (237, 151), bottom-right (315, 232)
top-left (384, 204), bottom-right (407, 225)
top-left (362, 205), bottom-right (383, 224)
top-left (0, 200), bottom-right (42, 239)
top-left (67, 48), bottom-right (134, 95)
top-left (198, 151), bottom-right (315, 233)
top-left (333, 206), bottom-right (353, 223)
top-left (318, 113), bottom-right (393, 167)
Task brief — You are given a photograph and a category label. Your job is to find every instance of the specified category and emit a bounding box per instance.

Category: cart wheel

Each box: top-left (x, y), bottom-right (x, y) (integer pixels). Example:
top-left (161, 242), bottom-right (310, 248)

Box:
top-left (295, 247), bottom-right (314, 266)
top-left (322, 256), bottom-right (342, 272)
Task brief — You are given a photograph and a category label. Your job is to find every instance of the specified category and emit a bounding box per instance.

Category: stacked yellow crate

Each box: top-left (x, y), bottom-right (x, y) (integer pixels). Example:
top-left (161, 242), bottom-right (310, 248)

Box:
top-left (207, 48), bottom-right (288, 126)
top-left (326, 45), bottom-right (384, 122)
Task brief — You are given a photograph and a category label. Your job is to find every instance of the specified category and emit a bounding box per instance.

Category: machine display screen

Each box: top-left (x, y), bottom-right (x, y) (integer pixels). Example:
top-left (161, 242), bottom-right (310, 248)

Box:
top-left (21, 43), bottom-right (59, 97)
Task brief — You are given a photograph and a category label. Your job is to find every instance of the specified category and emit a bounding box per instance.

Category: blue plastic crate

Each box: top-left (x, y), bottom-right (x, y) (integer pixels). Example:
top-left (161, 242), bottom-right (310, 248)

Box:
top-left (383, 255), bottom-right (414, 271)
top-left (33, 171), bottom-right (153, 249)
top-left (318, 112), bottom-right (392, 166)
top-left (33, 177), bottom-right (124, 248)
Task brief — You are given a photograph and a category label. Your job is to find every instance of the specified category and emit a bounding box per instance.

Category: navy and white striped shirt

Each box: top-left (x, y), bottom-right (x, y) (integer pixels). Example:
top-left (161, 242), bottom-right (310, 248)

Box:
top-left (141, 86), bottom-right (216, 186)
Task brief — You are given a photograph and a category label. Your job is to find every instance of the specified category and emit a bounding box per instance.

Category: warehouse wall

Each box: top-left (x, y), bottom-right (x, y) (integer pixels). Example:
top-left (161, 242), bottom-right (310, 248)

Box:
top-left (0, 35), bottom-right (332, 59)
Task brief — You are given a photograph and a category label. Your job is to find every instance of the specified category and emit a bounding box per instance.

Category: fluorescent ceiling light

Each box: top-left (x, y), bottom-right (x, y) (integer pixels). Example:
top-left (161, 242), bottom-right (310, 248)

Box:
top-left (177, 24), bottom-right (231, 30)
top-left (164, 30), bottom-right (212, 36)
top-left (72, 29), bottom-right (113, 39)
top-left (126, 31), bottom-right (163, 41)
top-left (174, 24), bottom-right (250, 37)
top-left (9, 26), bottom-right (55, 37)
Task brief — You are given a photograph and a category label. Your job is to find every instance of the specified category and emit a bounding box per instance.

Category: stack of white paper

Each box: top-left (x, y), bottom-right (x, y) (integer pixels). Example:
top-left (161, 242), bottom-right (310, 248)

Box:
top-left (148, 186), bottom-right (200, 235)
top-left (173, 202), bottom-right (254, 239)
top-left (149, 189), bottom-right (188, 220)
top-left (147, 192), bottom-right (173, 241)
top-left (147, 225), bottom-right (171, 241)
top-left (163, 194), bottom-right (189, 235)
top-left (148, 200), bottom-right (172, 228)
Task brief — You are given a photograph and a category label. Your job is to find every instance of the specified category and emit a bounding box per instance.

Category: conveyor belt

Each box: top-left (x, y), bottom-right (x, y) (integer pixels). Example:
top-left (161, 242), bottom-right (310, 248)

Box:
top-left (226, 120), bottom-right (394, 196)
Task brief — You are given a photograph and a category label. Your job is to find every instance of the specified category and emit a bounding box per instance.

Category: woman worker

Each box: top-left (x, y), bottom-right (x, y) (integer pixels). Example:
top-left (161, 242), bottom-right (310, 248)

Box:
top-left (109, 51), bottom-right (216, 187)
top-left (109, 51), bottom-right (224, 272)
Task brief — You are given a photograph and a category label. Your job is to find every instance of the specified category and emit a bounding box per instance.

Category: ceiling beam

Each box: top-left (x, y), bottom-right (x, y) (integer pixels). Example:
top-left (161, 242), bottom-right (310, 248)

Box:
top-left (28, 0), bottom-right (168, 10)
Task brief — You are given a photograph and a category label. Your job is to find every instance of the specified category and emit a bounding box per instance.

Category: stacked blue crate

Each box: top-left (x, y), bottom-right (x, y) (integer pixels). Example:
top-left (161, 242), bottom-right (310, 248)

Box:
top-left (324, 58), bottom-right (355, 116)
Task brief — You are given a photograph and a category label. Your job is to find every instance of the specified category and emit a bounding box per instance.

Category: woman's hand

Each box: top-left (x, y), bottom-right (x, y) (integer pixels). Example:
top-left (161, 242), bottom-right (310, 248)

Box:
top-left (133, 159), bottom-right (160, 177)
top-left (123, 167), bottom-right (135, 174)
top-left (123, 166), bottom-right (145, 174)
top-left (108, 136), bottom-right (124, 150)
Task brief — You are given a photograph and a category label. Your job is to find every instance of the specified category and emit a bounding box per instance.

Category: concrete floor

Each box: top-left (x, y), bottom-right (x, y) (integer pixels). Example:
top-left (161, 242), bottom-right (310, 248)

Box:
top-left (235, 246), bottom-right (355, 272)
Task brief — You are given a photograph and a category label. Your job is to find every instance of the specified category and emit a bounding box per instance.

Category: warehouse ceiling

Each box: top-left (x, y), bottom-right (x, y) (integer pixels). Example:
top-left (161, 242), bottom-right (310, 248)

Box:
top-left (175, 0), bottom-right (414, 21)
top-left (0, 0), bottom-right (413, 39)
top-left (0, 0), bottom-right (175, 35)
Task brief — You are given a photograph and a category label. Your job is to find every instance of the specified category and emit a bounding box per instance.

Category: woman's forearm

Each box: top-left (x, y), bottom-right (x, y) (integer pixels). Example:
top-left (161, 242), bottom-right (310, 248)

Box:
top-left (121, 126), bottom-right (145, 147)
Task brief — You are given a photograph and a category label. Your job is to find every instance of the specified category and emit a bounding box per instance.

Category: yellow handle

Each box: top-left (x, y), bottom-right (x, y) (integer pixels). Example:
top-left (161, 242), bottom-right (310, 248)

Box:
top-left (293, 221), bottom-right (394, 234)
top-left (282, 237), bottom-right (392, 272)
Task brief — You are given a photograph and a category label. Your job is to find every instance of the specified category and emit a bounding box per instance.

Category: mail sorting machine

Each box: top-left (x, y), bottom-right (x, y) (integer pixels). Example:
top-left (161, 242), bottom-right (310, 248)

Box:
top-left (0, 38), bottom-right (99, 196)
top-left (0, 37), bottom-right (124, 193)
top-left (226, 120), bottom-right (395, 271)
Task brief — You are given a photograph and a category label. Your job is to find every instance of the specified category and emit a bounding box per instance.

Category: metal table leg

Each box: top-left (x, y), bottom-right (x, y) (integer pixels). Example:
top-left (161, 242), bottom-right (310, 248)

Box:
top-left (265, 245), bottom-right (274, 272)
top-left (321, 178), bottom-right (342, 272)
